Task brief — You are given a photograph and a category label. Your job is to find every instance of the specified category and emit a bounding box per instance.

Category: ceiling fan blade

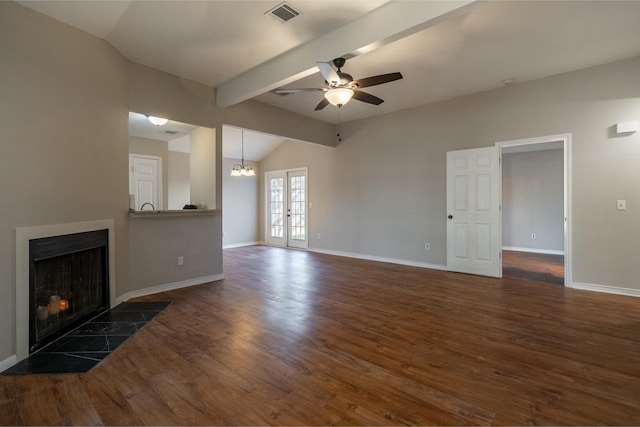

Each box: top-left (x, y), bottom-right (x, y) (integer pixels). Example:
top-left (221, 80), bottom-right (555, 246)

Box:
top-left (314, 97), bottom-right (330, 111)
top-left (353, 90), bottom-right (384, 105)
top-left (316, 61), bottom-right (340, 85)
top-left (273, 88), bottom-right (326, 96)
top-left (355, 72), bottom-right (403, 88)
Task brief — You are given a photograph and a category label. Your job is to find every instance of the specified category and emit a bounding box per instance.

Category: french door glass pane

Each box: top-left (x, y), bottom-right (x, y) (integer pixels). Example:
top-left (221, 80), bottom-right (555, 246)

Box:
top-left (289, 175), bottom-right (305, 240)
top-left (270, 178), bottom-right (284, 238)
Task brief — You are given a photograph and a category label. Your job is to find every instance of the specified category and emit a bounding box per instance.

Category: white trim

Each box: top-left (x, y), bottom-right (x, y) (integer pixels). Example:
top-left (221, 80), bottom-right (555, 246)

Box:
top-left (0, 355), bottom-right (17, 372)
top-left (496, 133), bottom-right (572, 287)
top-left (569, 282), bottom-right (640, 298)
top-left (308, 248), bottom-right (447, 271)
top-left (223, 241), bottom-right (261, 249)
top-left (15, 219), bottom-right (116, 363)
top-left (502, 246), bottom-right (564, 255)
top-left (115, 274), bottom-right (224, 305)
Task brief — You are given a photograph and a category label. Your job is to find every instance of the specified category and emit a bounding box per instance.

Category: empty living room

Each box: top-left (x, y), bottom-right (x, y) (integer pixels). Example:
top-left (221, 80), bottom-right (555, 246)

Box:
top-left (1, 1), bottom-right (640, 425)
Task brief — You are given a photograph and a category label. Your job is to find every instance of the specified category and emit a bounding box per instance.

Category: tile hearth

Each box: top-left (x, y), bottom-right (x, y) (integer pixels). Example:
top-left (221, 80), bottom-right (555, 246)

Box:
top-left (2, 301), bottom-right (170, 375)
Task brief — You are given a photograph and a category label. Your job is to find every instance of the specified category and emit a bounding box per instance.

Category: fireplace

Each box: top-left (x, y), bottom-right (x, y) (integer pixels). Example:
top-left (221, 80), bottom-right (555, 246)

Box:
top-left (15, 219), bottom-right (116, 362)
top-left (29, 229), bottom-right (109, 353)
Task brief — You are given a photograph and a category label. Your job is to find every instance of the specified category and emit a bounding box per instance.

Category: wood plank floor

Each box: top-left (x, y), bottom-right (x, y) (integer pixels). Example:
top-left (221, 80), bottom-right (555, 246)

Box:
top-left (502, 250), bottom-right (564, 285)
top-left (2, 245), bottom-right (640, 425)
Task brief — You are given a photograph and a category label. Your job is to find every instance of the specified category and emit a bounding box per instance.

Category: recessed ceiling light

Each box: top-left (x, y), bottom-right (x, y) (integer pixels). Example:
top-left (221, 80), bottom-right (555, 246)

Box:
top-left (502, 78), bottom-right (517, 87)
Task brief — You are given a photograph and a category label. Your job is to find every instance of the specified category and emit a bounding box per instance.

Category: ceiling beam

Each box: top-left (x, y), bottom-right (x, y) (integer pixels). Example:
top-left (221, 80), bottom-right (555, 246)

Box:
top-left (216, 0), bottom-right (479, 108)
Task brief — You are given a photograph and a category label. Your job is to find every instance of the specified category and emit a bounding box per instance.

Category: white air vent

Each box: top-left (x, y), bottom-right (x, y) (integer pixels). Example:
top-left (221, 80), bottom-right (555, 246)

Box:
top-left (266, 2), bottom-right (301, 23)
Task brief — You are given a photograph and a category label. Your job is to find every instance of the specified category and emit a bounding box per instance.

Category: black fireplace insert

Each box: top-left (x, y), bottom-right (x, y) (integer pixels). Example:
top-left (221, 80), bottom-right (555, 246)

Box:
top-left (29, 229), bottom-right (110, 353)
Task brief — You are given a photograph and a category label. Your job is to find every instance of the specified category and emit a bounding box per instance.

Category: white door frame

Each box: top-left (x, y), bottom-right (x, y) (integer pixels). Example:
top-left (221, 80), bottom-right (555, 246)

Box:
top-left (264, 167), bottom-right (309, 249)
top-left (495, 133), bottom-right (572, 287)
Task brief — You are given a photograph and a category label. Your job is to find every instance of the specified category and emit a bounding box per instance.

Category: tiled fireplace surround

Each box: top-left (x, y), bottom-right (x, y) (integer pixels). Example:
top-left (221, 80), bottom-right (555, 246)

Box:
top-left (15, 219), bottom-right (116, 363)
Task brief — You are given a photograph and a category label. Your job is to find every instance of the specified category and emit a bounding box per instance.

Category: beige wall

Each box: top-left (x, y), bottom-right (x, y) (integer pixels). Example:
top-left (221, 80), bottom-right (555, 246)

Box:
top-left (189, 127), bottom-right (216, 209)
top-left (502, 149), bottom-right (564, 252)
top-left (262, 56), bottom-right (640, 292)
top-left (0, 2), bottom-right (335, 363)
top-left (222, 158), bottom-right (261, 247)
top-left (0, 2), bottom-right (130, 361)
top-left (168, 151), bottom-right (190, 209)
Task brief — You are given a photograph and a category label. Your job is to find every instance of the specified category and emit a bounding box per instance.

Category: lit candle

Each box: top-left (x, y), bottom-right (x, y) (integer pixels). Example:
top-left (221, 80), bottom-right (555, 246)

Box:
top-left (37, 305), bottom-right (49, 320)
top-left (48, 295), bottom-right (60, 315)
top-left (59, 300), bottom-right (69, 311)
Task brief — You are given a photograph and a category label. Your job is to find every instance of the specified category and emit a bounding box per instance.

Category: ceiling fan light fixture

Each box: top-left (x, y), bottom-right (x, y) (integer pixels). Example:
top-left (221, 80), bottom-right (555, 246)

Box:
top-left (324, 87), bottom-right (354, 107)
top-left (147, 115), bottom-right (169, 126)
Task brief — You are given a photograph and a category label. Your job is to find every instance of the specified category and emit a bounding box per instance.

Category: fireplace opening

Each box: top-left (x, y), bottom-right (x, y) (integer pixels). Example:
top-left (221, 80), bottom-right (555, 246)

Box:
top-left (29, 229), bottom-right (110, 353)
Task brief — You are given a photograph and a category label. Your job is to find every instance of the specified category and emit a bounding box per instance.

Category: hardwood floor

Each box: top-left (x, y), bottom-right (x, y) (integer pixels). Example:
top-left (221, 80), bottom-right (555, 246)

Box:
top-left (502, 250), bottom-right (564, 285)
top-left (2, 245), bottom-right (640, 425)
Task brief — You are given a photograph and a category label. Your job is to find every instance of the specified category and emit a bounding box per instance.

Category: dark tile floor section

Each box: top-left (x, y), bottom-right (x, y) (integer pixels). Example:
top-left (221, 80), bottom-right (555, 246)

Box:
top-left (1, 301), bottom-right (171, 375)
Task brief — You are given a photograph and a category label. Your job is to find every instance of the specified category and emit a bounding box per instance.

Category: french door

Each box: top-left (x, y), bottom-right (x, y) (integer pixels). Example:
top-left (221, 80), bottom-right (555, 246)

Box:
top-left (266, 168), bottom-right (308, 249)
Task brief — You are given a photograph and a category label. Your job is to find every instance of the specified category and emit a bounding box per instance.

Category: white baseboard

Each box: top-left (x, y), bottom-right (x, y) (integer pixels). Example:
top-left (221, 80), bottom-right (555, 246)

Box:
top-left (503, 246), bottom-right (564, 255)
top-left (223, 241), bottom-right (262, 249)
top-left (309, 248), bottom-right (447, 271)
top-left (0, 355), bottom-right (17, 371)
top-left (569, 282), bottom-right (640, 298)
top-left (115, 274), bottom-right (224, 305)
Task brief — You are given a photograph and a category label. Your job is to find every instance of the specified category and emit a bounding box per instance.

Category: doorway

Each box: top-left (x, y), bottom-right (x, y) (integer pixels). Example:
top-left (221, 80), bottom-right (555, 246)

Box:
top-left (446, 134), bottom-right (571, 286)
top-left (497, 134), bottom-right (571, 286)
top-left (265, 168), bottom-right (308, 249)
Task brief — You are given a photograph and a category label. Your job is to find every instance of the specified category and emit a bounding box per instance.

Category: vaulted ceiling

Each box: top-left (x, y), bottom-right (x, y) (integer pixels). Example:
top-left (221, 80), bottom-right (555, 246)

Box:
top-left (18, 1), bottom-right (640, 160)
top-left (19, 1), bottom-right (640, 126)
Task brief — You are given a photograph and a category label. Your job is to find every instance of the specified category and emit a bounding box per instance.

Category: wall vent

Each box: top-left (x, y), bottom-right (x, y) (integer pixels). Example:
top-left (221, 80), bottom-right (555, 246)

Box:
top-left (266, 2), bottom-right (301, 23)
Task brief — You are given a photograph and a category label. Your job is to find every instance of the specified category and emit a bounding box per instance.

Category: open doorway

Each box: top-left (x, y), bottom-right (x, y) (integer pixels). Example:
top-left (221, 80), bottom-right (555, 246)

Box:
top-left (497, 134), bottom-right (571, 286)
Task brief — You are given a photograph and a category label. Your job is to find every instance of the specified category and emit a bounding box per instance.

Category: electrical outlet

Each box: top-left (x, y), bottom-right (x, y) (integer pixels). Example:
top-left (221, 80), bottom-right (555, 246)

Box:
top-left (178, 256), bottom-right (184, 265)
top-left (424, 243), bottom-right (431, 251)
top-left (316, 233), bottom-right (321, 240)
top-left (531, 233), bottom-right (537, 240)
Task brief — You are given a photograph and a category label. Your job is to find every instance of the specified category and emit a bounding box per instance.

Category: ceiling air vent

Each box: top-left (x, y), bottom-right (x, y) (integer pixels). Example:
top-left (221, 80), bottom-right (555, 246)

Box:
top-left (266, 2), bottom-right (301, 23)
top-left (162, 130), bottom-right (179, 135)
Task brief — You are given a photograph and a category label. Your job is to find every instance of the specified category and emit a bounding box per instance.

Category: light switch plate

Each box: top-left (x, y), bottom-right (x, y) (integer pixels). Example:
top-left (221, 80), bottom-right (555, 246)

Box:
top-left (617, 200), bottom-right (626, 210)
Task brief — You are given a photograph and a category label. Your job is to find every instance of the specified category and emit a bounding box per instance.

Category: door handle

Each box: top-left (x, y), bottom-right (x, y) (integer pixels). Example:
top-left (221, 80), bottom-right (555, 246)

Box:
top-left (448, 215), bottom-right (453, 219)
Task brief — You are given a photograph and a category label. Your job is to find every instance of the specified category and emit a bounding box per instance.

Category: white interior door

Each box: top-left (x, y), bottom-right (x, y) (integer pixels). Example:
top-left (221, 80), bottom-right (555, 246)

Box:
top-left (446, 147), bottom-right (501, 277)
top-left (129, 154), bottom-right (162, 210)
top-left (266, 169), bottom-right (308, 249)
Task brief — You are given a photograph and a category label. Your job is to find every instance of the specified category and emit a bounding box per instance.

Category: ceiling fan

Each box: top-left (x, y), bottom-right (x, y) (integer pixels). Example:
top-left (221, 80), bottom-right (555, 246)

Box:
top-left (273, 57), bottom-right (403, 111)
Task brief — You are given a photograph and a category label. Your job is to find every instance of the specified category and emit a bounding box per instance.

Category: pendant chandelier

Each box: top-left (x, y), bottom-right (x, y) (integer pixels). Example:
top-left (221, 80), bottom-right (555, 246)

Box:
top-left (230, 129), bottom-right (255, 177)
